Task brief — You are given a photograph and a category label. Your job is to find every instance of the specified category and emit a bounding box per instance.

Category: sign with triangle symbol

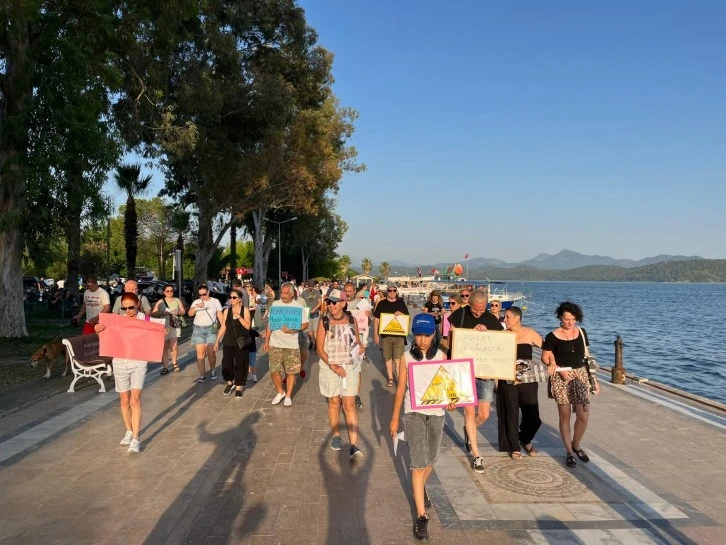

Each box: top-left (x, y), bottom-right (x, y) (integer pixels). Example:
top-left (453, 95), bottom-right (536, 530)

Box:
top-left (420, 365), bottom-right (472, 405)
top-left (381, 317), bottom-right (406, 335)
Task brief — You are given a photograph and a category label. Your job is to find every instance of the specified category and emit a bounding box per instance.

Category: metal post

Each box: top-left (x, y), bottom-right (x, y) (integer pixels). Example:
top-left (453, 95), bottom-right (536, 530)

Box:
top-left (278, 222), bottom-right (282, 294)
top-left (612, 335), bottom-right (626, 384)
top-left (175, 249), bottom-right (182, 298)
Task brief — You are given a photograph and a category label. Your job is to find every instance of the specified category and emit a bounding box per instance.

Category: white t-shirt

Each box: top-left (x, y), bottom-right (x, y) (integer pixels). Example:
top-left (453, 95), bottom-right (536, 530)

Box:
top-left (269, 299), bottom-right (309, 350)
top-left (404, 349), bottom-right (447, 417)
top-left (83, 287), bottom-right (110, 321)
top-left (191, 297), bottom-right (223, 327)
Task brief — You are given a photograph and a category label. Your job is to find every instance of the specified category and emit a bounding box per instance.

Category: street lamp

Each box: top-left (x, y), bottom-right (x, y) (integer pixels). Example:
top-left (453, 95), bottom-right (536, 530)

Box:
top-left (264, 216), bottom-right (297, 293)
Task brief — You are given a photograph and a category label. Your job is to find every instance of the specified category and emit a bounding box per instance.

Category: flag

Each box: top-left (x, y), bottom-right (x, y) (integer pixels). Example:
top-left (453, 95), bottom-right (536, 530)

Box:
top-left (417, 266), bottom-right (422, 277)
top-left (464, 253), bottom-right (469, 259)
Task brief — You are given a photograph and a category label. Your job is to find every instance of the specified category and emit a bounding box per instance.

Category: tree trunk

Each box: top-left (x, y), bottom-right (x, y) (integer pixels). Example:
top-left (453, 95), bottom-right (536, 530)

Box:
top-left (0, 17), bottom-right (31, 337)
top-left (125, 196), bottom-right (137, 278)
top-left (230, 222), bottom-right (237, 279)
top-left (65, 172), bottom-right (84, 301)
top-left (301, 247), bottom-right (310, 282)
top-left (193, 193), bottom-right (232, 287)
top-left (251, 208), bottom-right (275, 290)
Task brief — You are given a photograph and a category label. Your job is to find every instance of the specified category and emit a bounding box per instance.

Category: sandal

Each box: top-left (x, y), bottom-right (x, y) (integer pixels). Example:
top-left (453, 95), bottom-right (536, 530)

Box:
top-left (572, 445), bottom-right (590, 463)
top-left (387, 378), bottom-right (394, 387)
top-left (566, 454), bottom-right (577, 467)
top-left (510, 451), bottom-right (523, 460)
top-left (523, 444), bottom-right (538, 457)
top-left (160, 368), bottom-right (169, 376)
top-left (172, 364), bottom-right (180, 373)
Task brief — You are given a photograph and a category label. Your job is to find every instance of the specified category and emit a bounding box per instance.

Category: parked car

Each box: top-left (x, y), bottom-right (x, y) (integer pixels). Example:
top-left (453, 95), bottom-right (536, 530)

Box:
top-left (23, 276), bottom-right (42, 301)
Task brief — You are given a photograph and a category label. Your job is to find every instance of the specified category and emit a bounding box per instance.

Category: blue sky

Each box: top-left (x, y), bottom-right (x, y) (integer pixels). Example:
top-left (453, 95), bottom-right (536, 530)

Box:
top-left (115, 1), bottom-right (726, 265)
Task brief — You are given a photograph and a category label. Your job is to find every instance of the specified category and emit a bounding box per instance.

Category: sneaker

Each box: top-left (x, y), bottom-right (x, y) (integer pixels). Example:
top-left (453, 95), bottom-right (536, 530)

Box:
top-left (350, 445), bottom-right (363, 460)
top-left (196, 375), bottom-right (206, 383)
top-left (128, 438), bottom-right (141, 453)
top-left (120, 430), bottom-right (133, 446)
top-left (235, 389), bottom-right (243, 399)
top-left (283, 396), bottom-right (292, 407)
top-left (223, 383), bottom-right (234, 396)
top-left (413, 513), bottom-right (429, 541)
top-left (424, 487), bottom-right (432, 509)
top-left (331, 436), bottom-right (343, 451)
top-left (271, 392), bottom-right (285, 405)
top-left (355, 395), bottom-right (364, 408)
top-left (250, 374), bottom-right (258, 383)
top-left (472, 456), bottom-right (485, 474)
top-left (210, 370), bottom-right (217, 380)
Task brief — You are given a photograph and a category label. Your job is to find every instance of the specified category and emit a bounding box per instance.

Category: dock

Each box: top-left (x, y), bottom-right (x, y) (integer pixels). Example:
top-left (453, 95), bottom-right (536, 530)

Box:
top-left (0, 334), bottom-right (724, 545)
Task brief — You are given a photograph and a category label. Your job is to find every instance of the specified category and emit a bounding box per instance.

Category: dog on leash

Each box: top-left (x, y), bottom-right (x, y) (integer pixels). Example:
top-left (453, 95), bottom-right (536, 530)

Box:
top-left (30, 341), bottom-right (69, 379)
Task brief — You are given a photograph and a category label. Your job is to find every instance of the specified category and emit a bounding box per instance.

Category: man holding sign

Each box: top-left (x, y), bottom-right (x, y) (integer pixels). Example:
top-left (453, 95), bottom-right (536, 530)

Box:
top-left (264, 282), bottom-right (308, 406)
top-left (447, 290), bottom-right (503, 473)
top-left (373, 283), bottom-right (409, 388)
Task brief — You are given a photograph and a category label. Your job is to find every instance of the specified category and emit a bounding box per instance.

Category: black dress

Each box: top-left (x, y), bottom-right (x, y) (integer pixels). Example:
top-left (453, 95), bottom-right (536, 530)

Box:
top-left (497, 344), bottom-right (542, 453)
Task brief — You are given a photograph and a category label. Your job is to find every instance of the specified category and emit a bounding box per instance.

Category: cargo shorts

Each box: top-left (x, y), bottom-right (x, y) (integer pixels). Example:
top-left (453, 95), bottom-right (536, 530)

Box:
top-left (268, 347), bottom-right (301, 375)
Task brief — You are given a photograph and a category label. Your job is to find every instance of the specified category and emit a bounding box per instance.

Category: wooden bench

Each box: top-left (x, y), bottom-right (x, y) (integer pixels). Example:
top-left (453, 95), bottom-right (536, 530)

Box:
top-left (62, 334), bottom-right (113, 393)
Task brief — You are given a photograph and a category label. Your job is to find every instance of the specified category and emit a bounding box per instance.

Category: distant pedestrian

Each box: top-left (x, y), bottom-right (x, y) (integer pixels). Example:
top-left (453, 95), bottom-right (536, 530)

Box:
top-left (111, 279), bottom-right (151, 314)
top-left (372, 284), bottom-right (409, 388)
top-left (188, 285), bottom-right (223, 382)
top-left (541, 301), bottom-right (599, 468)
top-left (74, 276), bottom-right (110, 335)
top-left (152, 284), bottom-right (186, 374)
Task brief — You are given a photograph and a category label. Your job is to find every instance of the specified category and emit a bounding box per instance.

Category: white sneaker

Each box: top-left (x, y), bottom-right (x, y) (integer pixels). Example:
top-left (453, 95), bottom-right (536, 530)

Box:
top-left (250, 374), bottom-right (258, 383)
top-left (271, 392), bottom-right (285, 405)
top-left (120, 430), bottom-right (133, 445)
top-left (128, 438), bottom-right (141, 453)
top-left (210, 370), bottom-right (217, 380)
top-left (284, 396), bottom-right (292, 407)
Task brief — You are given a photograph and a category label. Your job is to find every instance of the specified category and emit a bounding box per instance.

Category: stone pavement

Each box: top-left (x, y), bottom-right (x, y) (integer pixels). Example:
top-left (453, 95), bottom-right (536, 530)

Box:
top-left (0, 335), bottom-right (724, 545)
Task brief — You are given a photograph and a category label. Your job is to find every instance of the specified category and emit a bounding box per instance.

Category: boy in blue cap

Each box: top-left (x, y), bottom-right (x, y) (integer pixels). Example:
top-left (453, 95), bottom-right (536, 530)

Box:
top-left (389, 313), bottom-right (456, 541)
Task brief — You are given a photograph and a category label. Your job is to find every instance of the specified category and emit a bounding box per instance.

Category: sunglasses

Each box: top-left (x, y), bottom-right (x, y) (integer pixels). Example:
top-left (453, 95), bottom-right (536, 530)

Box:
top-left (198, 292), bottom-right (209, 296)
top-left (326, 299), bottom-right (341, 304)
top-left (120, 306), bottom-right (137, 311)
top-left (460, 294), bottom-right (470, 298)
top-left (450, 301), bottom-right (459, 305)
top-left (387, 289), bottom-right (397, 292)
top-left (164, 290), bottom-right (173, 293)
top-left (229, 296), bottom-right (239, 300)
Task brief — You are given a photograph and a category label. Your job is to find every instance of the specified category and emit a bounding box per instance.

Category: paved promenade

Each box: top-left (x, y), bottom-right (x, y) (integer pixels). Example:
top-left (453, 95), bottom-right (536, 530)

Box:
top-left (0, 335), bottom-right (724, 545)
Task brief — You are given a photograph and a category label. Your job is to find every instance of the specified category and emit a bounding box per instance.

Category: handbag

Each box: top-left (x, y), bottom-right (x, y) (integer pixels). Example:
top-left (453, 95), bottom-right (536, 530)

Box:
top-left (236, 330), bottom-right (253, 349)
top-left (578, 327), bottom-right (598, 393)
top-left (515, 359), bottom-right (549, 383)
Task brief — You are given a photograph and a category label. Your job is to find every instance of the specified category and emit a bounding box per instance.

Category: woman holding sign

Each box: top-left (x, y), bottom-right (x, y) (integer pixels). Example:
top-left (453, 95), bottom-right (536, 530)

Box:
top-left (94, 293), bottom-right (156, 454)
top-left (390, 314), bottom-right (456, 542)
top-left (541, 301), bottom-right (599, 468)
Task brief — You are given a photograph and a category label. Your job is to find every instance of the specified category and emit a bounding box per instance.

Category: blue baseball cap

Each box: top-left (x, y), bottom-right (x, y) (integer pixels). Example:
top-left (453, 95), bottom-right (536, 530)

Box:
top-left (412, 314), bottom-right (436, 335)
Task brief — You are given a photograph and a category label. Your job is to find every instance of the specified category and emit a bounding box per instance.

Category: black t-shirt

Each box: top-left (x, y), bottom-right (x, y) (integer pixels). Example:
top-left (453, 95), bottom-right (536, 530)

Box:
top-left (447, 307), bottom-right (504, 332)
top-left (424, 301), bottom-right (444, 324)
top-left (542, 328), bottom-right (589, 369)
top-left (373, 298), bottom-right (410, 338)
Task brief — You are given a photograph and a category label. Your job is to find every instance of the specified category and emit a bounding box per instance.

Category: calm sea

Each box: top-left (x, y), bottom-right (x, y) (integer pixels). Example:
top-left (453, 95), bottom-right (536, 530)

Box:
top-left (503, 282), bottom-right (726, 404)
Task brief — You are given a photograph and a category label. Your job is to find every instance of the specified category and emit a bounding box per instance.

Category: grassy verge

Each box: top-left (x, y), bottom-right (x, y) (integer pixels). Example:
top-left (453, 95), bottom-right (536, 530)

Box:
top-left (0, 310), bottom-right (82, 389)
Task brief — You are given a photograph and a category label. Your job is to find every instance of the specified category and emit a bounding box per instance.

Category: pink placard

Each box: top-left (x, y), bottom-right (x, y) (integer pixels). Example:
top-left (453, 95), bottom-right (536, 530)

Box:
top-left (408, 358), bottom-right (478, 410)
top-left (442, 312), bottom-right (452, 337)
top-left (351, 309), bottom-right (369, 332)
top-left (99, 313), bottom-right (165, 362)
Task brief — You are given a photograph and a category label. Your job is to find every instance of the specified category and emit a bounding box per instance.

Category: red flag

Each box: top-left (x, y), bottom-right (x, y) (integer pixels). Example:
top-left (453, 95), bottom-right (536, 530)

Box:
top-left (464, 253), bottom-right (469, 259)
top-left (417, 266), bottom-right (422, 277)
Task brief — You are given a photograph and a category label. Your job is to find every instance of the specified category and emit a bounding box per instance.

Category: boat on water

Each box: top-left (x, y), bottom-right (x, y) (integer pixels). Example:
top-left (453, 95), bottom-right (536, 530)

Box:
top-left (383, 275), bottom-right (526, 310)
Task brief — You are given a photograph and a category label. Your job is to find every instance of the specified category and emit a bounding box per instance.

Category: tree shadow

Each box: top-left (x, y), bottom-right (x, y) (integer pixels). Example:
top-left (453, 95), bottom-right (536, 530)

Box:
top-left (141, 411), bottom-right (265, 544)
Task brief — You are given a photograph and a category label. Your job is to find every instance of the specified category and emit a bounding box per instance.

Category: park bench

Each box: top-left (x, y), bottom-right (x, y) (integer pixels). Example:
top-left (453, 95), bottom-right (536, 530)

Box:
top-left (62, 334), bottom-right (113, 393)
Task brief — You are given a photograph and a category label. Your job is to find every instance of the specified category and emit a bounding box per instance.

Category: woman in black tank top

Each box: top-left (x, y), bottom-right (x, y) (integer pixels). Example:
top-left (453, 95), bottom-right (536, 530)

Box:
top-left (213, 289), bottom-right (252, 397)
top-left (496, 307), bottom-right (543, 458)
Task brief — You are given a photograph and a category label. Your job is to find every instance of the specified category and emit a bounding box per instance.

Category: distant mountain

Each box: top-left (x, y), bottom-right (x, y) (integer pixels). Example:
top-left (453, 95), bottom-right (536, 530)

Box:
top-left (519, 250), bottom-right (703, 270)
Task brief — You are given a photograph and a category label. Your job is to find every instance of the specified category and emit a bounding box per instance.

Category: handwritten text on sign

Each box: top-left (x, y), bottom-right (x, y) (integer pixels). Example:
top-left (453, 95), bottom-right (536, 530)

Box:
top-left (268, 305), bottom-right (304, 331)
top-left (450, 329), bottom-right (516, 380)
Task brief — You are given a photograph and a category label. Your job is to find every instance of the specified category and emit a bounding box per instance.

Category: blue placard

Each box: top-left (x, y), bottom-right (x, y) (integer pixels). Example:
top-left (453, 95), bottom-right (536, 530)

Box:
top-left (268, 305), bottom-right (303, 330)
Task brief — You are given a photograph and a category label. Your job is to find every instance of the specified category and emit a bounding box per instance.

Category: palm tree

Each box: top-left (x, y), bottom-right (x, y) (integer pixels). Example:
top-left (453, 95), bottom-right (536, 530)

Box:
top-left (379, 261), bottom-right (390, 279)
top-left (114, 164), bottom-right (152, 279)
top-left (361, 258), bottom-right (372, 275)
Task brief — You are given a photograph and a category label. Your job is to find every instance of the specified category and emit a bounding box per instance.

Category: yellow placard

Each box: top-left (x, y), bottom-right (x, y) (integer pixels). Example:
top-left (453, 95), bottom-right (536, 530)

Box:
top-left (378, 313), bottom-right (410, 336)
top-left (450, 329), bottom-right (516, 380)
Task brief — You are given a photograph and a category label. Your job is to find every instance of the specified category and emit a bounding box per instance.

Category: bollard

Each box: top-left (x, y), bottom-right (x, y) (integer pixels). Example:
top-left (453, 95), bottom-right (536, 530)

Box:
top-left (612, 335), bottom-right (626, 384)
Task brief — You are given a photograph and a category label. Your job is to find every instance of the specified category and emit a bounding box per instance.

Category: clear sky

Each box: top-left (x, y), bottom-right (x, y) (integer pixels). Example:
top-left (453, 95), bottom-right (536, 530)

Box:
top-left (114, 1), bottom-right (726, 266)
top-left (298, 0), bottom-right (726, 264)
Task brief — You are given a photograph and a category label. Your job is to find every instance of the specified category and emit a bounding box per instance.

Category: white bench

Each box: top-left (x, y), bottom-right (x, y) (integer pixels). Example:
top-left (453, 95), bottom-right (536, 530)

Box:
top-left (62, 334), bottom-right (113, 393)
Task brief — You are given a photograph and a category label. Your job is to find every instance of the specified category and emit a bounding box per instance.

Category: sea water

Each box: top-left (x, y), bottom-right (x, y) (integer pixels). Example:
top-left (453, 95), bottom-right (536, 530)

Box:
top-left (511, 281), bottom-right (726, 404)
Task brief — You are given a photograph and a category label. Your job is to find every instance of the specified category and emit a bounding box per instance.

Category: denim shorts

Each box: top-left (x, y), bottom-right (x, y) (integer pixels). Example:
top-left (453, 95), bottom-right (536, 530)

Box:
top-left (191, 325), bottom-right (217, 345)
top-left (404, 412), bottom-right (445, 468)
top-left (476, 378), bottom-right (495, 403)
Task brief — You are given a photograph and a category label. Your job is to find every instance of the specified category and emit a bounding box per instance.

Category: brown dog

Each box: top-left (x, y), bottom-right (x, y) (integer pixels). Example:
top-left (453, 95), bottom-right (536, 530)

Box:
top-left (30, 341), bottom-right (69, 379)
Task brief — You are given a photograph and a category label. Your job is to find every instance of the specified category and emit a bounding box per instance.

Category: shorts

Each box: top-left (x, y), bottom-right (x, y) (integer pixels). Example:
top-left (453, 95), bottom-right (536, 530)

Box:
top-left (82, 322), bottom-right (95, 335)
top-left (550, 367), bottom-right (591, 410)
top-left (318, 362), bottom-right (360, 397)
top-left (268, 347), bottom-right (301, 375)
top-left (381, 336), bottom-right (405, 361)
top-left (308, 316), bottom-right (320, 336)
top-left (114, 362), bottom-right (148, 392)
top-left (405, 412), bottom-right (445, 468)
top-left (298, 331), bottom-right (308, 351)
top-left (249, 351), bottom-right (257, 368)
top-left (476, 378), bottom-right (495, 403)
top-left (166, 327), bottom-right (181, 341)
top-left (191, 325), bottom-right (216, 345)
